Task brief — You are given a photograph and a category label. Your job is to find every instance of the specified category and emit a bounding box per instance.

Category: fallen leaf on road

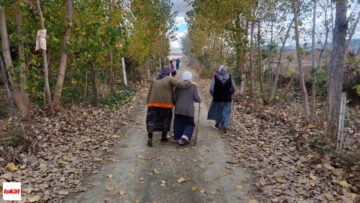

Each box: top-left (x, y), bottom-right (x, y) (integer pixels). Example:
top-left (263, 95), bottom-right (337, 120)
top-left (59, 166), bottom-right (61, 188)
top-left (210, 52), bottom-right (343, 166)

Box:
top-left (119, 190), bottom-right (126, 195)
top-left (236, 185), bottom-right (243, 189)
top-left (130, 168), bottom-right (136, 173)
top-left (307, 123), bottom-right (316, 129)
top-left (275, 177), bottom-right (285, 184)
top-left (2, 172), bottom-right (12, 180)
top-left (200, 189), bottom-right (206, 193)
top-left (57, 190), bottom-right (69, 195)
top-left (161, 180), bottom-right (166, 187)
top-left (107, 174), bottom-right (113, 178)
top-left (271, 197), bottom-right (279, 202)
top-left (94, 158), bottom-right (103, 162)
top-left (225, 164), bottom-right (232, 169)
top-left (139, 177), bottom-right (145, 182)
top-left (218, 173), bottom-right (225, 177)
top-left (106, 185), bottom-right (116, 191)
top-left (309, 174), bottom-right (318, 180)
top-left (177, 177), bottom-right (188, 183)
top-left (6, 162), bottom-right (18, 172)
top-left (153, 169), bottom-right (160, 174)
top-left (339, 180), bottom-right (352, 188)
top-left (112, 135), bottom-right (120, 139)
top-left (29, 195), bottom-right (41, 202)
top-left (192, 187), bottom-right (197, 191)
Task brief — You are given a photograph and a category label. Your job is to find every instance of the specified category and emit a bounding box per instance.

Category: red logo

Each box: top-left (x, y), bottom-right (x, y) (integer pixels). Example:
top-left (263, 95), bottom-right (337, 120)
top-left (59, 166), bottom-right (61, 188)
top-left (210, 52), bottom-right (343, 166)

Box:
top-left (4, 189), bottom-right (21, 194)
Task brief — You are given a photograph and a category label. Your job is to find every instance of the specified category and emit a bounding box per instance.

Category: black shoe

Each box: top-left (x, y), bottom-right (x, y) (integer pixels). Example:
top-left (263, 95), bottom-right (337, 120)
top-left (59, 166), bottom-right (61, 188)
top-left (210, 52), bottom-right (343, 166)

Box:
top-left (147, 139), bottom-right (153, 147)
top-left (161, 137), bottom-right (169, 142)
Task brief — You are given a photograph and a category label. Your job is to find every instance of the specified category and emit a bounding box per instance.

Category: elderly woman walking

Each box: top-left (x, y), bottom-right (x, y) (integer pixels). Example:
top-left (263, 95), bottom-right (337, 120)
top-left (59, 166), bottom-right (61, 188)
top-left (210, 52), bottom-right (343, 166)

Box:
top-left (146, 66), bottom-right (195, 147)
top-left (207, 65), bottom-right (236, 134)
top-left (173, 71), bottom-right (201, 145)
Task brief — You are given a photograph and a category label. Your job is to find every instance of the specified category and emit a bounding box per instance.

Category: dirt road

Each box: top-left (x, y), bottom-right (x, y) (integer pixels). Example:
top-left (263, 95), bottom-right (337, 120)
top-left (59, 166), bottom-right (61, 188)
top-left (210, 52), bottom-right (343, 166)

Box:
top-left (63, 70), bottom-right (255, 203)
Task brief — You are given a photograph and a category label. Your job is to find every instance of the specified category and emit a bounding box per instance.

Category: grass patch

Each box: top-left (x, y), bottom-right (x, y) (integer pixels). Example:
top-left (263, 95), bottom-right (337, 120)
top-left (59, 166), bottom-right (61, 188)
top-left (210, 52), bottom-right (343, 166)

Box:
top-left (309, 134), bottom-right (360, 170)
top-left (99, 84), bottom-right (135, 108)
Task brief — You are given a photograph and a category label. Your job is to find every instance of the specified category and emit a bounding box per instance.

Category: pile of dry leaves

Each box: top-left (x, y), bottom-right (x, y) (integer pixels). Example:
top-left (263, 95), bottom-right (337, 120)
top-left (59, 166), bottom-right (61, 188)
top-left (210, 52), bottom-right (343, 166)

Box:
top-left (199, 79), bottom-right (360, 202)
top-left (0, 85), bottom-right (147, 202)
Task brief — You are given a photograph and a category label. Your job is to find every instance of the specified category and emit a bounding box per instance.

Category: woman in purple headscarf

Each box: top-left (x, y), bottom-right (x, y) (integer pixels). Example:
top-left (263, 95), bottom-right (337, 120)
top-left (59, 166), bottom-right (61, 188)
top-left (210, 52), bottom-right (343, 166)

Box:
top-left (207, 65), bottom-right (236, 134)
top-left (146, 66), bottom-right (196, 147)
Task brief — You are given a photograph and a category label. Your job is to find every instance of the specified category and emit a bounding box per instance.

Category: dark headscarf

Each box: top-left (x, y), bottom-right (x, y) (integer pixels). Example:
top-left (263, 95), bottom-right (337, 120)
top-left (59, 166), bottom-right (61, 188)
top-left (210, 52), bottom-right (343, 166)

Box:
top-left (216, 65), bottom-right (230, 84)
top-left (157, 66), bottom-right (171, 80)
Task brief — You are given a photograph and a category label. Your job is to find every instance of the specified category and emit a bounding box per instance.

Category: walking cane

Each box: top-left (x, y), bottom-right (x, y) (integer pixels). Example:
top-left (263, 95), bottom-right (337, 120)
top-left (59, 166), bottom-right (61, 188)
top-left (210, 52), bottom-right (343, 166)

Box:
top-left (194, 103), bottom-right (201, 146)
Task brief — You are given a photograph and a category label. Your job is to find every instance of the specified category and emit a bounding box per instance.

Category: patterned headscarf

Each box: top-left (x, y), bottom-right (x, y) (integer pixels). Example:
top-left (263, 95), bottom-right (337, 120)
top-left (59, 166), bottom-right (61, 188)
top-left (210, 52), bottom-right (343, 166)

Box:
top-left (216, 65), bottom-right (230, 84)
top-left (157, 66), bottom-right (171, 80)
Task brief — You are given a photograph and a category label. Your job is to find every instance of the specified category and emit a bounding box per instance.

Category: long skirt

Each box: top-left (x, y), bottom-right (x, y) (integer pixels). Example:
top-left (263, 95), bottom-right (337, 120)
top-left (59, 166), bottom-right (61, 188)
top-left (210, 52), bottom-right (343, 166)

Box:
top-left (207, 102), bottom-right (232, 128)
top-left (146, 107), bottom-right (172, 133)
top-left (173, 114), bottom-right (195, 140)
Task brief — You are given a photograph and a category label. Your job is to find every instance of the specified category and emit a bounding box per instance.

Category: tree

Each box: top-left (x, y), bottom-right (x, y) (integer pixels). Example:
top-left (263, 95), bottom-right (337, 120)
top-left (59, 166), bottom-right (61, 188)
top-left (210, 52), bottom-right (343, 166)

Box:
top-left (249, 19), bottom-right (255, 98)
top-left (0, 55), bottom-right (16, 126)
top-left (311, 0), bottom-right (317, 118)
top-left (270, 17), bottom-right (294, 101)
top-left (292, 0), bottom-right (310, 121)
top-left (36, 0), bottom-right (55, 115)
top-left (53, 0), bottom-right (73, 107)
top-left (257, 20), bottom-right (266, 104)
top-left (0, 6), bottom-right (31, 119)
top-left (327, 1), bottom-right (347, 138)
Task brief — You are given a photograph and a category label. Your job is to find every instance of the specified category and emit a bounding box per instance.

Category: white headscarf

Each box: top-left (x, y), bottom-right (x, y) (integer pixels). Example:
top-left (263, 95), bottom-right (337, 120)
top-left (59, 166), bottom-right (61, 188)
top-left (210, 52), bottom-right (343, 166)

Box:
top-left (182, 71), bottom-right (193, 81)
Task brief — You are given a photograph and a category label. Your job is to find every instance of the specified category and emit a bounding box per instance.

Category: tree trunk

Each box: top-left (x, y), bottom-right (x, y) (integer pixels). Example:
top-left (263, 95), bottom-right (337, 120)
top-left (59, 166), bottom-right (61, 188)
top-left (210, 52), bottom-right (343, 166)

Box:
top-left (108, 49), bottom-right (115, 94)
top-left (0, 8), bottom-right (30, 119)
top-left (258, 21), bottom-right (266, 104)
top-left (106, 0), bottom-right (115, 94)
top-left (54, 0), bottom-right (73, 107)
top-left (36, 0), bottom-right (55, 115)
top-left (311, 0), bottom-right (317, 120)
top-left (345, 11), bottom-right (360, 50)
top-left (239, 21), bottom-right (249, 96)
top-left (327, 1), bottom-right (347, 138)
top-left (16, 8), bottom-right (32, 111)
top-left (83, 67), bottom-right (88, 99)
top-left (91, 60), bottom-right (98, 105)
top-left (146, 56), bottom-right (151, 78)
top-left (275, 76), bottom-right (295, 117)
top-left (0, 55), bottom-right (16, 127)
top-left (249, 20), bottom-right (255, 98)
top-left (292, 0), bottom-right (310, 121)
top-left (318, 0), bottom-right (330, 67)
top-left (270, 17), bottom-right (295, 101)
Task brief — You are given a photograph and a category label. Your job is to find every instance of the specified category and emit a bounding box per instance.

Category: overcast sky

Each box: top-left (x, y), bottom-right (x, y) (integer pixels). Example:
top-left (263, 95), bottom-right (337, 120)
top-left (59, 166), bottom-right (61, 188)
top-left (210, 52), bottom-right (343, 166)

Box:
top-left (170, 0), bottom-right (191, 53)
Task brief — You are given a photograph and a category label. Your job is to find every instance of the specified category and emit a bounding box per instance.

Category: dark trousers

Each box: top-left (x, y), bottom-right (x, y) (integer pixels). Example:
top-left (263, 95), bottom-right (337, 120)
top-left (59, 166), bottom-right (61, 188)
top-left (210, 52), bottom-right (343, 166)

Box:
top-left (173, 114), bottom-right (195, 140)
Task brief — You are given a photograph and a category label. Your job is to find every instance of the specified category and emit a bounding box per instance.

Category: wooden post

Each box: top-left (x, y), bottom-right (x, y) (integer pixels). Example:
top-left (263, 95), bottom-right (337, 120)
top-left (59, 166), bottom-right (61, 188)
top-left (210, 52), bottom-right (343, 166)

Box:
top-left (122, 57), bottom-right (128, 87)
top-left (336, 92), bottom-right (347, 150)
